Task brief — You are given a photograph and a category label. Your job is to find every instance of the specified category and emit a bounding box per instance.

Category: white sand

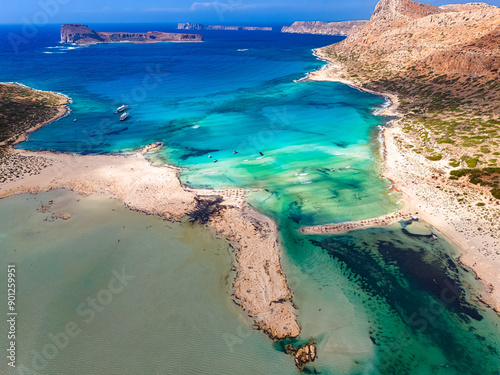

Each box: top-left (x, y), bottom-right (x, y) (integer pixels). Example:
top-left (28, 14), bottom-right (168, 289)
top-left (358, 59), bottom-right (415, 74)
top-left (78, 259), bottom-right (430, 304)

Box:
top-left (0, 147), bottom-right (301, 338)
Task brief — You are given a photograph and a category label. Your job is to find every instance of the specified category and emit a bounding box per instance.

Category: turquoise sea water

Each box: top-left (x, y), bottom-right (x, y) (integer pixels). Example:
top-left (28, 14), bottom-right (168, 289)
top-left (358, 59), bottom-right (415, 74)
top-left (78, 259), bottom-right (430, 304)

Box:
top-left (0, 24), bottom-right (499, 374)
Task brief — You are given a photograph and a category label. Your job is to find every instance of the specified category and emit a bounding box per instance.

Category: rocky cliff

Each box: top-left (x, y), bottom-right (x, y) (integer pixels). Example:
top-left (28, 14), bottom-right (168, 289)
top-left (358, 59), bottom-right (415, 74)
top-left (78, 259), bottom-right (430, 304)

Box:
top-left (281, 21), bottom-right (368, 36)
top-left (321, 0), bottom-right (500, 80)
top-left (177, 23), bottom-right (272, 31)
top-left (61, 24), bottom-right (203, 45)
top-left (313, 0), bottom-right (500, 199)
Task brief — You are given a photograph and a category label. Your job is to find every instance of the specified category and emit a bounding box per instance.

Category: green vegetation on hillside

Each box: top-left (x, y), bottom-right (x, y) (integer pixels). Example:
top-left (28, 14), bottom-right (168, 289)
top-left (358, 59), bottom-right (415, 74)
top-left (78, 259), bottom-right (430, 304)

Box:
top-left (0, 84), bottom-right (67, 144)
top-left (450, 168), bottom-right (500, 199)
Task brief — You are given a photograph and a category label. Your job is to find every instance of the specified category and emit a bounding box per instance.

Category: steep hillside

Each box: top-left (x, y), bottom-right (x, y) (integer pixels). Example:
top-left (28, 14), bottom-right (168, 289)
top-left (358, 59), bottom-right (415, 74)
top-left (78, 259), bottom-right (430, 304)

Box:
top-left (327, 0), bottom-right (500, 79)
top-left (315, 0), bottom-right (500, 190)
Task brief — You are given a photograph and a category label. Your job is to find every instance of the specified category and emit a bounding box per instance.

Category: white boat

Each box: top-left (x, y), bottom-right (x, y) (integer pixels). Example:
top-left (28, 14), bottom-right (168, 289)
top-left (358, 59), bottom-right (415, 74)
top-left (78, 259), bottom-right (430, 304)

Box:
top-left (120, 112), bottom-right (129, 121)
top-left (117, 105), bottom-right (128, 113)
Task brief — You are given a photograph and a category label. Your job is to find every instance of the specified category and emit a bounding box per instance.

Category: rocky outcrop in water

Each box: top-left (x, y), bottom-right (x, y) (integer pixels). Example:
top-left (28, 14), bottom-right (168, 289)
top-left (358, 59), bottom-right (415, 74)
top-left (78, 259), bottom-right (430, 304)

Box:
top-left (61, 24), bottom-right (203, 45)
top-left (281, 21), bottom-right (368, 36)
top-left (177, 23), bottom-right (272, 31)
top-left (285, 341), bottom-right (317, 369)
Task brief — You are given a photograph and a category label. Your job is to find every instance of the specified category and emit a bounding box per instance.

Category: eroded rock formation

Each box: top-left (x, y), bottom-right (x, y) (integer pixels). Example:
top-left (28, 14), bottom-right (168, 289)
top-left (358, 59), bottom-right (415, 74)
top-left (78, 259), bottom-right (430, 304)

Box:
top-left (285, 341), bottom-right (317, 369)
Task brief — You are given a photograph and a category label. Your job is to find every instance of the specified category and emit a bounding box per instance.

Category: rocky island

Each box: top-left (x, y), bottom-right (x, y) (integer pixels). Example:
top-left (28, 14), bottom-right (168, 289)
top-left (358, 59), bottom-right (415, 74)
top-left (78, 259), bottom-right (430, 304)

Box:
top-left (308, 0), bottom-right (500, 312)
top-left (61, 24), bottom-right (203, 45)
top-left (281, 20), bottom-right (368, 36)
top-left (177, 23), bottom-right (272, 31)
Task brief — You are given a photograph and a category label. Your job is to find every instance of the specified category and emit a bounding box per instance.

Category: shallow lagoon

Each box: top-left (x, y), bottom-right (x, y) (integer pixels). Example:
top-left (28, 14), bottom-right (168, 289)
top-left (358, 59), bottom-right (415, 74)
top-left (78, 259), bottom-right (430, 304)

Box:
top-left (0, 190), bottom-right (297, 374)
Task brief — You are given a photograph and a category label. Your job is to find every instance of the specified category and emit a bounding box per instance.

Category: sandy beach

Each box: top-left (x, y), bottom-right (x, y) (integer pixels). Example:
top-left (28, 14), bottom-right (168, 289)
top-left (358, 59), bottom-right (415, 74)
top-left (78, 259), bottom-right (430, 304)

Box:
top-left (306, 50), bottom-right (500, 313)
top-left (309, 49), bottom-right (402, 118)
top-left (0, 145), bottom-right (300, 339)
top-left (0, 79), bottom-right (303, 339)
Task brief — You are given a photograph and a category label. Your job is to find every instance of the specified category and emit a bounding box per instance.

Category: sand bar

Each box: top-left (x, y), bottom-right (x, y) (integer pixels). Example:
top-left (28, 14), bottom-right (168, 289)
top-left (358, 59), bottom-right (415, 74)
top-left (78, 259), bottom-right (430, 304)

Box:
top-left (301, 211), bottom-right (418, 235)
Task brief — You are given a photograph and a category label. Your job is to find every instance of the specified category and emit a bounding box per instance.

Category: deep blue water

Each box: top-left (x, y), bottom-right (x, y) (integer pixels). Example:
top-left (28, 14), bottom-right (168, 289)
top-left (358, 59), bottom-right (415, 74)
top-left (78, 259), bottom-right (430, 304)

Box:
top-left (0, 24), bottom-right (499, 374)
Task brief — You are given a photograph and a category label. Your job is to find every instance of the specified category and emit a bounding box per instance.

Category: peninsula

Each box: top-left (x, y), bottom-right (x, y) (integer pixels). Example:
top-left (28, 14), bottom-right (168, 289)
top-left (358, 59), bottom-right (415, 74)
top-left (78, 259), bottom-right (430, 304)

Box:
top-left (61, 24), bottom-right (203, 45)
top-left (0, 83), bottom-right (299, 340)
top-left (308, 0), bottom-right (500, 312)
top-left (281, 20), bottom-right (368, 36)
top-left (177, 23), bottom-right (273, 31)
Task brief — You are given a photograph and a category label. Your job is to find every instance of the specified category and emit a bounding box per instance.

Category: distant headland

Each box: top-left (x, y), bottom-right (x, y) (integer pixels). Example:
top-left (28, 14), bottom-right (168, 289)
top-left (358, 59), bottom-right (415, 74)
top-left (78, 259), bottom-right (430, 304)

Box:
top-left (61, 24), bottom-right (203, 45)
top-left (281, 20), bottom-right (368, 36)
top-left (177, 23), bottom-right (273, 31)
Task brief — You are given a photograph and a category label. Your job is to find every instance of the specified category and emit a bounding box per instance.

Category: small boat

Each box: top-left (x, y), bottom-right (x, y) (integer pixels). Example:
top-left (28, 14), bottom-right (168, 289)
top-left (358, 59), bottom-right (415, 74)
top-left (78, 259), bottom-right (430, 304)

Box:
top-left (117, 105), bottom-right (128, 113)
top-left (259, 151), bottom-right (264, 156)
top-left (120, 112), bottom-right (129, 121)
top-left (233, 151), bottom-right (238, 154)
top-left (214, 159), bottom-right (217, 163)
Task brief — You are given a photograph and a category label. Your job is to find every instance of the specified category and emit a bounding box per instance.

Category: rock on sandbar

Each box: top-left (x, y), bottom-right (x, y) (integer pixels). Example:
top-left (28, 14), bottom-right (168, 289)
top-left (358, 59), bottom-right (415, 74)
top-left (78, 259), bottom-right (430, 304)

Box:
top-left (286, 342), bottom-right (317, 369)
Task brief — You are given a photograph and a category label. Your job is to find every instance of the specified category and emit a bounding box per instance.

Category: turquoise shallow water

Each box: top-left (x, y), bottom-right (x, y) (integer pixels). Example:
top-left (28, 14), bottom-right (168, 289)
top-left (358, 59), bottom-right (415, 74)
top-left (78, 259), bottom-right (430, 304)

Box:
top-left (165, 79), bottom-right (394, 225)
top-left (0, 24), bottom-right (499, 374)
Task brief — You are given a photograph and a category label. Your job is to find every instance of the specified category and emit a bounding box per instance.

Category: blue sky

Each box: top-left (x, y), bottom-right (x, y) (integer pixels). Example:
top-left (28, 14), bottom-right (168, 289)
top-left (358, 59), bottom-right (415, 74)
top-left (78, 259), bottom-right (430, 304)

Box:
top-left (2, 0), bottom-right (500, 25)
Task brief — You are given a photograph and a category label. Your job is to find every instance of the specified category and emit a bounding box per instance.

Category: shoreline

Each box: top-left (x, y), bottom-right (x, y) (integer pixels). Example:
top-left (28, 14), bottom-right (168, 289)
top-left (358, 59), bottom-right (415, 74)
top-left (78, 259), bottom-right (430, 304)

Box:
top-left (0, 148), bottom-right (301, 338)
top-left (309, 48), bottom-right (402, 118)
top-left (0, 84), bottom-right (301, 339)
top-left (305, 50), bottom-right (500, 313)
top-left (0, 82), bottom-right (71, 147)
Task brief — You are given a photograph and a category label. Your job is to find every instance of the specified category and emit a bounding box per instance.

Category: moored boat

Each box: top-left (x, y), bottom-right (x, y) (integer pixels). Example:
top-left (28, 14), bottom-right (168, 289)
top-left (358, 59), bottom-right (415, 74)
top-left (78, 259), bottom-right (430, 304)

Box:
top-left (117, 105), bottom-right (128, 113)
top-left (120, 112), bottom-right (129, 121)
